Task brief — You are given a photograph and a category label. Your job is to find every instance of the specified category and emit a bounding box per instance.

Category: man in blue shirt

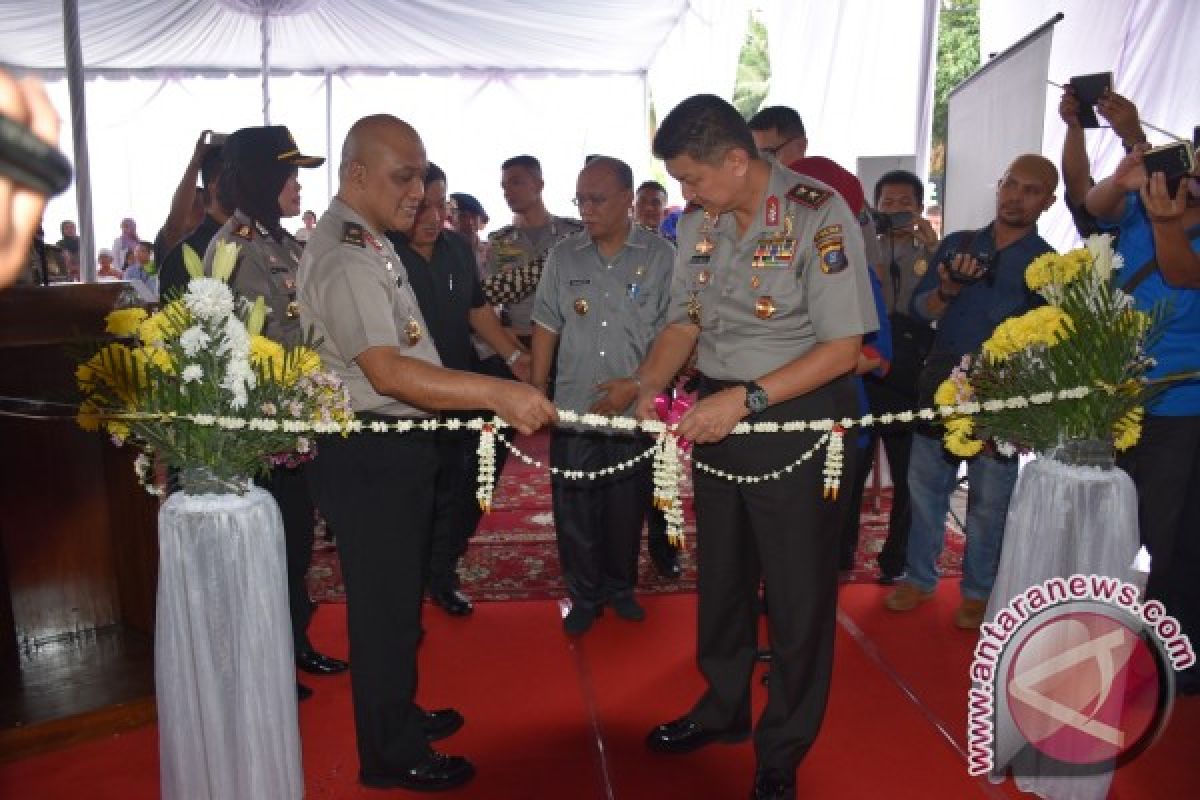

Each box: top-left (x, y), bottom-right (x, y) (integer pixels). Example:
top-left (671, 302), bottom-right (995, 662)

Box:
top-left (1087, 145), bottom-right (1200, 693)
top-left (884, 154), bottom-right (1057, 630)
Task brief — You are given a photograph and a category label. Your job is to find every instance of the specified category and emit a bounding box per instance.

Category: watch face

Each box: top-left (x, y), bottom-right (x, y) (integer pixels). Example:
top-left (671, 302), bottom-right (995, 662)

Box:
top-left (744, 384), bottom-right (768, 413)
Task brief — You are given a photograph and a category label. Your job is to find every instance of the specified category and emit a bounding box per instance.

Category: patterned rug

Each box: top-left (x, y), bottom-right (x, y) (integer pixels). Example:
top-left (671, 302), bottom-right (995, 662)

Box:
top-left (307, 433), bottom-right (966, 603)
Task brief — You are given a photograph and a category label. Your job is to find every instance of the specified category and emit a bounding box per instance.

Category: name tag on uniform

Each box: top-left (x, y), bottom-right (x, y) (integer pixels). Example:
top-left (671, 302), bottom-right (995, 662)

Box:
top-left (569, 279), bottom-right (591, 286)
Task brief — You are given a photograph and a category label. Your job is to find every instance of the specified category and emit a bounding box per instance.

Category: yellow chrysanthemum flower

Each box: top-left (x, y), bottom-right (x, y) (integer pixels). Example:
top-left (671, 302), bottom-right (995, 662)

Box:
top-left (1024, 252), bottom-right (1061, 291)
top-left (138, 300), bottom-right (190, 346)
top-left (1113, 407), bottom-right (1143, 452)
top-left (944, 430), bottom-right (984, 458)
top-left (136, 345), bottom-right (176, 375)
top-left (944, 416), bottom-right (974, 437)
top-left (76, 398), bottom-right (102, 432)
top-left (105, 307), bottom-right (148, 337)
top-left (1025, 249), bottom-right (1090, 292)
top-left (105, 418), bottom-right (130, 441)
top-left (934, 378), bottom-right (960, 407)
top-left (250, 335), bottom-right (286, 372)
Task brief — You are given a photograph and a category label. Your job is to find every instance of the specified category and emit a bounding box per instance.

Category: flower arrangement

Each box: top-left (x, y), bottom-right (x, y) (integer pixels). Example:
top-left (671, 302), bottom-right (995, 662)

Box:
top-left (935, 234), bottom-right (1160, 459)
top-left (76, 241), bottom-right (353, 493)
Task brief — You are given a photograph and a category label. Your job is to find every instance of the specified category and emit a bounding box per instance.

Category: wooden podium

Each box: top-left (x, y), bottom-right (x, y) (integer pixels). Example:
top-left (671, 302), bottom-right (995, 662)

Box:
top-left (0, 283), bottom-right (159, 760)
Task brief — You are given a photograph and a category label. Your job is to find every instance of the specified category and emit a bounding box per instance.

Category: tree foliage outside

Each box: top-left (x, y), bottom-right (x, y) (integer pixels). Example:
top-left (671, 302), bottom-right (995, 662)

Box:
top-left (733, 11), bottom-right (770, 119)
top-left (930, 0), bottom-right (980, 187)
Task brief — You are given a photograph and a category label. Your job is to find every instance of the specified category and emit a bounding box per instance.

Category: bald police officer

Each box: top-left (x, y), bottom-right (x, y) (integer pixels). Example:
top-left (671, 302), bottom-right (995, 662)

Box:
top-left (635, 95), bottom-right (877, 800)
top-left (298, 115), bottom-right (556, 792)
top-left (203, 125), bottom-right (348, 694)
top-left (530, 156), bottom-right (675, 635)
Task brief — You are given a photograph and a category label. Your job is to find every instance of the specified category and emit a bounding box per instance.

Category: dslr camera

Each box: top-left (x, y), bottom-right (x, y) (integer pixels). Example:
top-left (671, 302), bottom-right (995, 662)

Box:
top-left (944, 247), bottom-right (995, 286)
top-left (871, 210), bottom-right (914, 233)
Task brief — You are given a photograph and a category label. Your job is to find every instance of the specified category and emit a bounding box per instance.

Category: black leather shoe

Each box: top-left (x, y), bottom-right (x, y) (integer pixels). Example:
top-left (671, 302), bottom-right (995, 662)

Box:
top-left (563, 605), bottom-right (598, 636)
top-left (751, 768), bottom-right (796, 800)
top-left (297, 682), bottom-right (313, 702)
top-left (611, 595), bottom-right (646, 622)
top-left (422, 708), bottom-right (465, 741)
top-left (360, 752), bottom-right (476, 792)
top-left (646, 717), bottom-right (750, 754)
top-left (650, 546), bottom-right (683, 579)
top-left (431, 588), bottom-right (474, 616)
top-left (297, 650), bottom-right (349, 675)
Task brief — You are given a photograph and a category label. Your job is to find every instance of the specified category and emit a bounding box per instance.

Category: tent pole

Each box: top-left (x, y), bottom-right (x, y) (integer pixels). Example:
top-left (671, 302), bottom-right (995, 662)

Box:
top-left (261, 10), bottom-right (270, 125)
top-left (62, 0), bottom-right (95, 282)
top-left (325, 70), bottom-right (333, 202)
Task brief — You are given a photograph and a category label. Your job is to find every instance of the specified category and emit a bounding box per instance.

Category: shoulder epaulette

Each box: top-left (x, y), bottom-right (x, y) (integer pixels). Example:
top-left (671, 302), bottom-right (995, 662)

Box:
top-left (341, 221), bottom-right (365, 247)
top-left (787, 182), bottom-right (833, 210)
top-left (232, 223), bottom-right (255, 241)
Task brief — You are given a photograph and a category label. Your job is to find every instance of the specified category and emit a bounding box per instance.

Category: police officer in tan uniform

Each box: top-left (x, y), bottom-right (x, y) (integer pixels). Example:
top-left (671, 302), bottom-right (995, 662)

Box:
top-left (297, 115), bottom-right (555, 793)
top-left (484, 154), bottom-right (583, 342)
top-left (635, 95), bottom-right (877, 800)
top-left (203, 126), bottom-right (348, 696)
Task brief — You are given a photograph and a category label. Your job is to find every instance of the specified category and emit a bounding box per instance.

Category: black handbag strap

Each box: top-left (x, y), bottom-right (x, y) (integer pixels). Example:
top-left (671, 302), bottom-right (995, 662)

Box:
top-left (1121, 223), bottom-right (1200, 293)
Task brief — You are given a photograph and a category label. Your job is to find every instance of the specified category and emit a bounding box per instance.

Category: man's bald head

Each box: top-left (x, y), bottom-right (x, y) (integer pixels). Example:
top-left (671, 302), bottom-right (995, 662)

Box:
top-left (339, 114), bottom-right (421, 182)
top-left (336, 114), bottom-right (428, 233)
top-left (1004, 154), bottom-right (1059, 193)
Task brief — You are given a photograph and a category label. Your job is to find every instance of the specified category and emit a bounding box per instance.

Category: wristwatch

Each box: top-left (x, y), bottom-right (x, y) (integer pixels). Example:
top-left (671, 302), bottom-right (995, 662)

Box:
top-left (742, 381), bottom-right (769, 414)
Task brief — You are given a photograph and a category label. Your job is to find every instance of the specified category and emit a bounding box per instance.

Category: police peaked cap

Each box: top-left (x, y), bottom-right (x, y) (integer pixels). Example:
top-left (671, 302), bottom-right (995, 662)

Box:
top-left (223, 125), bottom-right (325, 169)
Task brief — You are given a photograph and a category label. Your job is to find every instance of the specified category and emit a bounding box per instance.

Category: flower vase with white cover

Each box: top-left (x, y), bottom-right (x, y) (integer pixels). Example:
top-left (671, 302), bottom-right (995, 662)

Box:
top-left (933, 235), bottom-right (1172, 799)
top-left (76, 243), bottom-right (353, 799)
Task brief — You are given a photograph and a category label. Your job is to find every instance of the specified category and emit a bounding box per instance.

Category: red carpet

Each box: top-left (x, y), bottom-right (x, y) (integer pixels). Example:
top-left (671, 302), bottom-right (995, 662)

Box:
top-left (6, 584), bottom-right (1195, 798)
top-left (308, 432), bottom-right (967, 602)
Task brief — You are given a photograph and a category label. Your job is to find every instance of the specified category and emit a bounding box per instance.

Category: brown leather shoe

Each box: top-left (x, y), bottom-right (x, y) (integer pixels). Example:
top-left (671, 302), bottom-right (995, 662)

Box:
top-left (884, 581), bottom-right (935, 611)
top-left (954, 598), bottom-right (988, 630)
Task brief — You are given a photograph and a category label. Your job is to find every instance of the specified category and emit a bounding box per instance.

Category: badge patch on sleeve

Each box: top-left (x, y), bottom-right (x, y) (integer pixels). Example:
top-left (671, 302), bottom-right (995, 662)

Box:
top-left (817, 238), bottom-right (848, 274)
top-left (787, 182), bottom-right (832, 210)
top-left (341, 222), bottom-right (365, 247)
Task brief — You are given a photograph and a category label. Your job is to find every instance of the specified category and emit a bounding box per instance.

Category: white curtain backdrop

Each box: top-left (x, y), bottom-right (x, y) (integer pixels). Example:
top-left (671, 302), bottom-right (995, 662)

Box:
top-left (980, 0), bottom-right (1200, 252)
top-left (40, 71), bottom-right (649, 245)
top-left (758, 0), bottom-right (938, 185)
top-left (646, 0), bottom-right (750, 122)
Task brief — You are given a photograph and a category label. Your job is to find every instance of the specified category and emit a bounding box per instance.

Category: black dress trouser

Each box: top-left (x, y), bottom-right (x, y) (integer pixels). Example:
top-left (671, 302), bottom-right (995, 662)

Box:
top-left (1117, 414), bottom-right (1200, 678)
top-left (306, 429), bottom-right (437, 777)
top-left (688, 376), bottom-right (856, 772)
top-left (550, 430), bottom-right (653, 609)
top-left (258, 464), bottom-right (316, 657)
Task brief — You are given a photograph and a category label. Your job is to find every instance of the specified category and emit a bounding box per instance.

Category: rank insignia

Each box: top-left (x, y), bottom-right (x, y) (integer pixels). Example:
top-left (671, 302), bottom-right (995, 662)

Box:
top-left (751, 274), bottom-right (762, 289)
top-left (755, 296), bottom-right (777, 320)
top-left (341, 222), bottom-right (365, 247)
top-left (574, 298), bottom-right (589, 315)
top-left (404, 316), bottom-right (423, 345)
top-left (286, 300), bottom-right (300, 319)
top-left (914, 258), bottom-right (928, 277)
top-left (787, 183), bottom-right (833, 210)
top-left (233, 223), bottom-right (254, 241)
top-left (765, 195), bottom-right (780, 227)
top-left (686, 292), bottom-right (702, 325)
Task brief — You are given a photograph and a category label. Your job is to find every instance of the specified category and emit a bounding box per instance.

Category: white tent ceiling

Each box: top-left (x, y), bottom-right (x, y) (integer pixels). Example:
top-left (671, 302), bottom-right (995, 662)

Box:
top-left (2, 0), bottom-right (689, 74)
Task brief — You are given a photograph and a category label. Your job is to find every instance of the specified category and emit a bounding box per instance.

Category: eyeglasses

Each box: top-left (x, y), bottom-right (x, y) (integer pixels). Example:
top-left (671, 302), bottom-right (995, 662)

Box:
top-left (571, 194), bottom-right (609, 209)
top-left (761, 135), bottom-right (802, 157)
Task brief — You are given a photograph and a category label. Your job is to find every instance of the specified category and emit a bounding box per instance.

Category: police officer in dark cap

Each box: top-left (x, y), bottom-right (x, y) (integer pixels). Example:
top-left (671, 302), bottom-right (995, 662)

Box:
top-left (203, 125), bottom-right (348, 698)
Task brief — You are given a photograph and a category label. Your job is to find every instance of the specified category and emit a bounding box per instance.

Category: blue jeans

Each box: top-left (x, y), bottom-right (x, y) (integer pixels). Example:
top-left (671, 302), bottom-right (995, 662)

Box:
top-left (903, 431), bottom-right (1019, 600)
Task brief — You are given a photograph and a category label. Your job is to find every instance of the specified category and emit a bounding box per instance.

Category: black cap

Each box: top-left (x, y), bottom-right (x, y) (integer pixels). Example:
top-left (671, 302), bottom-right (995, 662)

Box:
top-left (450, 192), bottom-right (488, 222)
top-left (223, 125), bottom-right (324, 169)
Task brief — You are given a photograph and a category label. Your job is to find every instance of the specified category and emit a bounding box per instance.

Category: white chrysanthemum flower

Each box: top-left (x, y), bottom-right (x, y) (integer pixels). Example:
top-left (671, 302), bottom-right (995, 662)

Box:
top-left (1085, 233), bottom-right (1117, 284)
top-left (181, 364), bottom-right (204, 383)
top-left (179, 326), bottom-right (211, 357)
top-left (184, 277), bottom-right (235, 321)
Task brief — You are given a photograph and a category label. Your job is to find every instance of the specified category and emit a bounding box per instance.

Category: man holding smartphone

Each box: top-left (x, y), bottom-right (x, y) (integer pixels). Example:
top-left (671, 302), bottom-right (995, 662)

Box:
top-left (1087, 139), bottom-right (1200, 695)
top-left (884, 154), bottom-right (1057, 631)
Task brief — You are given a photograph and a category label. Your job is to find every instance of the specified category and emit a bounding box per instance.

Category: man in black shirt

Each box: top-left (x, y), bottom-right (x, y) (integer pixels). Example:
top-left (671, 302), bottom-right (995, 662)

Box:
top-left (158, 146), bottom-right (228, 299)
top-left (387, 163), bottom-right (528, 616)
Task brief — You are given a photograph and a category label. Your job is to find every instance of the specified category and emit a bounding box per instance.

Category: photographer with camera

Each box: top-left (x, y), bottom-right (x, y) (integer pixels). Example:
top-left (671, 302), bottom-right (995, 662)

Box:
top-left (883, 154), bottom-right (1056, 630)
top-left (861, 170), bottom-right (939, 583)
top-left (1086, 139), bottom-right (1200, 693)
